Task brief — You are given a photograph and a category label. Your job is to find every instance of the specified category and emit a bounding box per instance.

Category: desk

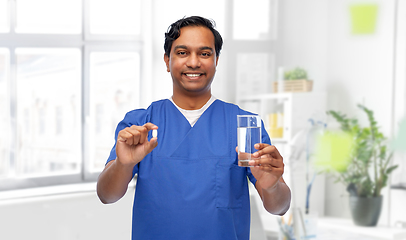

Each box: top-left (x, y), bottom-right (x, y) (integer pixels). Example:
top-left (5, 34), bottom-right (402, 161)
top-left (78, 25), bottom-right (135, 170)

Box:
top-left (317, 217), bottom-right (406, 240)
top-left (249, 183), bottom-right (406, 240)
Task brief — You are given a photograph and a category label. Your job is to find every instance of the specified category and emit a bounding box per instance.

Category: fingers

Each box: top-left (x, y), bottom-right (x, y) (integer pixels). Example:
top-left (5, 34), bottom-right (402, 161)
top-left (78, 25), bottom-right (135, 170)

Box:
top-left (118, 123), bottom-right (158, 146)
top-left (250, 144), bottom-right (284, 169)
top-left (237, 144), bottom-right (283, 167)
top-left (253, 144), bottom-right (282, 159)
top-left (144, 123), bottom-right (159, 143)
top-left (144, 122), bottom-right (158, 131)
top-left (249, 156), bottom-right (284, 169)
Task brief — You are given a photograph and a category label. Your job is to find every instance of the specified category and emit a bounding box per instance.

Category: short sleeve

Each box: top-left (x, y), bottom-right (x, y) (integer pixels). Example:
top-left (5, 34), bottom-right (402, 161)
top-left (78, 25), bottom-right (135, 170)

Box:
top-left (106, 109), bottom-right (149, 176)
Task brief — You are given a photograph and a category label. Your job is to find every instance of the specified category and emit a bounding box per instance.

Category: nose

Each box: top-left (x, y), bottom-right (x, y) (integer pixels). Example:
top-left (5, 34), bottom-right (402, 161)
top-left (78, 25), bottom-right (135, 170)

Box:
top-left (186, 53), bottom-right (201, 69)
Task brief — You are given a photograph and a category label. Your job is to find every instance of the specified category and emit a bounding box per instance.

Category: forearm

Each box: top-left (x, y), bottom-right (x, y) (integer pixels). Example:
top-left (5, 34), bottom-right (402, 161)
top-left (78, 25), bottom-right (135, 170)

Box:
top-left (257, 180), bottom-right (291, 216)
top-left (96, 159), bottom-right (135, 204)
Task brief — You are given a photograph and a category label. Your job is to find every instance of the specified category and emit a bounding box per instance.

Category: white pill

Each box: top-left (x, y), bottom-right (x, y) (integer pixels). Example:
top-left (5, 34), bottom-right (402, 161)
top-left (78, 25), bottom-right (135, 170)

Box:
top-left (152, 129), bottom-right (158, 138)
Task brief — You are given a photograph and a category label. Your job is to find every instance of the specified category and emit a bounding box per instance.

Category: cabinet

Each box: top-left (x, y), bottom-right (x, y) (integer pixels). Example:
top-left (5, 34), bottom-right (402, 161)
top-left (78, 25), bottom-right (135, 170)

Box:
top-left (237, 92), bottom-right (327, 145)
top-left (237, 92), bottom-right (327, 217)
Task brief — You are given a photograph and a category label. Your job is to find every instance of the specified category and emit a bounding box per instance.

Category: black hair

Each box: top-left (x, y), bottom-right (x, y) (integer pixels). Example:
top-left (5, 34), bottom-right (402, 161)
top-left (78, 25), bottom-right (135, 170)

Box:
top-left (164, 16), bottom-right (223, 57)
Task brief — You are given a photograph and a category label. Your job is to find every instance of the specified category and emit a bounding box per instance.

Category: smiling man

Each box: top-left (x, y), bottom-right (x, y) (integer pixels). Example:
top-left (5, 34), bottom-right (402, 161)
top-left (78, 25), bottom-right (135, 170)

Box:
top-left (164, 25), bottom-right (217, 108)
top-left (97, 16), bottom-right (291, 240)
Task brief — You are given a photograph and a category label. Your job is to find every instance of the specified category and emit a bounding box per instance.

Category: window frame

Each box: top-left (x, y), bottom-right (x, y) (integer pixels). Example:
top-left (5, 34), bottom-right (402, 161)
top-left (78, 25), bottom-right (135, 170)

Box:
top-left (224, 0), bottom-right (280, 102)
top-left (83, 0), bottom-right (142, 41)
top-left (83, 44), bottom-right (143, 181)
top-left (0, 0), bottom-right (279, 192)
top-left (0, 0), bottom-right (144, 191)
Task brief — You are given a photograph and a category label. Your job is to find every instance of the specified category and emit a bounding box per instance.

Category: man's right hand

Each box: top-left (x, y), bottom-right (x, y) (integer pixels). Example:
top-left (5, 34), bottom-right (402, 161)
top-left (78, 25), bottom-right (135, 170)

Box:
top-left (115, 123), bottom-right (158, 167)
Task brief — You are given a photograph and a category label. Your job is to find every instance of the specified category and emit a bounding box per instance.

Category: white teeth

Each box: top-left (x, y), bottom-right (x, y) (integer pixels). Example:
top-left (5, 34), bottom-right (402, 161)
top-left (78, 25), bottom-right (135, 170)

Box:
top-left (186, 74), bottom-right (201, 77)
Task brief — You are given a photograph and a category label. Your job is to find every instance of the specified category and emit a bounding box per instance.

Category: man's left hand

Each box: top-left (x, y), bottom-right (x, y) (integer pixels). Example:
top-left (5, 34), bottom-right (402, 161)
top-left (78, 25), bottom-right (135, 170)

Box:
top-left (248, 143), bottom-right (284, 191)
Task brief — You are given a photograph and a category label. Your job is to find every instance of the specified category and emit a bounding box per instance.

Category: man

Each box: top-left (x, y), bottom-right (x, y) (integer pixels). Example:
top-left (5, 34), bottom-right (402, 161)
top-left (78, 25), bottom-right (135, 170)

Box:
top-left (97, 16), bottom-right (291, 240)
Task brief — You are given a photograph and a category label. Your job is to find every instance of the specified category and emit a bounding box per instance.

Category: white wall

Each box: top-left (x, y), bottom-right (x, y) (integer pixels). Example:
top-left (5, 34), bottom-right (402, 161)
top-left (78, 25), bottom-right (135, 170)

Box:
top-left (0, 187), bottom-right (134, 240)
top-left (325, 0), bottom-right (394, 225)
top-left (280, 0), bottom-right (406, 226)
top-left (279, 0), bottom-right (329, 94)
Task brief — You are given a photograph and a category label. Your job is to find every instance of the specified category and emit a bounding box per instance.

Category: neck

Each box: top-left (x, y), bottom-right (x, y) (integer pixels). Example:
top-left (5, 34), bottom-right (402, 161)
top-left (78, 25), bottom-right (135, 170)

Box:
top-left (172, 92), bottom-right (212, 110)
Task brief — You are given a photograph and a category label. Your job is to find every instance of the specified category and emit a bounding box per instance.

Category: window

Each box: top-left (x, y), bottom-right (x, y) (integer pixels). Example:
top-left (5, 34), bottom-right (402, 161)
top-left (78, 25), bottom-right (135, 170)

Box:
top-left (0, 0), bottom-right (279, 191)
top-left (233, 0), bottom-right (277, 40)
top-left (235, 53), bottom-right (275, 97)
top-left (150, 0), bottom-right (279, 102)
top-left (153, 0), bottom-right (226, 36)
top-left (15, 0), bottom-right (82, 34)
top-left (88, 51), bottom-right (140, 173)
top-left (15, 48), bottom-right (81, 177)
top-left (228, 0), bottom-right (280, 103)
top-left (391, 0), bottom-right (406, 188)
top-left (0, 0), bottom-right (142, 190)
top-left (0, 48), bottom-right (9, 178)
top-left (88, 0), bottom-right (141, 35)
top-left (0, 0), bottom-right (8, 33)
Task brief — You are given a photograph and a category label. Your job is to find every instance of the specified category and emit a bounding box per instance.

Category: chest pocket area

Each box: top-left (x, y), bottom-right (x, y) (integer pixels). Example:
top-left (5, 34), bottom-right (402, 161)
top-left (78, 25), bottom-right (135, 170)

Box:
top-left (215, 160), bottom-right (247, 208)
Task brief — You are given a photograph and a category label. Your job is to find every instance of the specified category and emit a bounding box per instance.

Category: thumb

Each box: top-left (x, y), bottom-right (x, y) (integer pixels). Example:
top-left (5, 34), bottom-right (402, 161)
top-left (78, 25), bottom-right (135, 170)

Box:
top-left (144, 137), bottom-right (158, 154)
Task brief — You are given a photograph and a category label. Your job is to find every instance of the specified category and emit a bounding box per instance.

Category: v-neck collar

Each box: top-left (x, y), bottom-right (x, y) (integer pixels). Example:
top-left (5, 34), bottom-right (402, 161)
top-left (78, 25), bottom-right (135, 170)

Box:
top-left (168, 96), bottom-right (217, 127)
top-left (159, 99), bottom-right (230, 159)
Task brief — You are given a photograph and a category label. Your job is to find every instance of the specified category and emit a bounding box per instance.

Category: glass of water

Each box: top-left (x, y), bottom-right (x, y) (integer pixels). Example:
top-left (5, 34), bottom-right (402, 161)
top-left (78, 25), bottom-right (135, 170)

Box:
top-left (237, 115), bottom-right (262, 167)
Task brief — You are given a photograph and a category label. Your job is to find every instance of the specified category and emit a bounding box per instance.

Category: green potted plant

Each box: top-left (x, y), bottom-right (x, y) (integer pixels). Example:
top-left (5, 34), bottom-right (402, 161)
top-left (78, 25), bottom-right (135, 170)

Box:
top-left (273, 67), bottom-right (313, 93)
top-left (284, 67), bottom-right (308, 80)
top-left (324, 104), bottom-right (398, 226)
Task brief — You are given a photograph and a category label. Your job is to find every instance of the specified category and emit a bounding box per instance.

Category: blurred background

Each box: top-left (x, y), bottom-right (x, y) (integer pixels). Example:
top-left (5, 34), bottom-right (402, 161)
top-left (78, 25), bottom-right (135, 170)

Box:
top-left (0, 0), bottom-right (406, 239)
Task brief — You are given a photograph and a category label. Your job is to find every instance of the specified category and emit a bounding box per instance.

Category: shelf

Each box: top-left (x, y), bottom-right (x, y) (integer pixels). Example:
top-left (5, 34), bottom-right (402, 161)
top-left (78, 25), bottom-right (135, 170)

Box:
top-left (269, 137), bottom-right (288, 144)
top-left (238, 93), bottom-right (290, 101)
top-left (237, 92), bottom-right (318, 102)
top-left (237, 92), bottom-right (328, 218)
top-left (391, 184), bottom-right (406, 190)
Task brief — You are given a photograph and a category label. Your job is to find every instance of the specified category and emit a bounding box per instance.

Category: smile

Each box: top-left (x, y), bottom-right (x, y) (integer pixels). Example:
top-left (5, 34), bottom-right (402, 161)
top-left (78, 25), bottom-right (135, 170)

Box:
top-left (185, 73), bottom-right (203, 77)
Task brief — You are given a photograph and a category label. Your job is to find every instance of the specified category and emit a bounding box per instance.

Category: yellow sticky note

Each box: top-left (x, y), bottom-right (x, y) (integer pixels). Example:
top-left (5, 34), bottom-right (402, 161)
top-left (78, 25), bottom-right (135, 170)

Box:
top-left (350, 4), bottom-right (378, 35)
top-left (314, 131), bottom-right (353, 172)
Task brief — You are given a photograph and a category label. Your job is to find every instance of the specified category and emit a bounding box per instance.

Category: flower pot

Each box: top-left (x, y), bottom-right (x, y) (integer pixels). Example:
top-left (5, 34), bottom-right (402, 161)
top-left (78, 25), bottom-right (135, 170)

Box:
top-left (272, 79), bottom-right (313, 93)
top-left (349, 195), bottom-right (382, 226)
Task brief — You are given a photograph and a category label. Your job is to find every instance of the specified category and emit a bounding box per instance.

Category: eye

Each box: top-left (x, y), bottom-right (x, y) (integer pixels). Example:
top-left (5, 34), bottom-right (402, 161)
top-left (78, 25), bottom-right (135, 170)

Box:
top-left (201, 52), bottom-right (211, 57)
top-left (177, 51), bottom-right (187, 56)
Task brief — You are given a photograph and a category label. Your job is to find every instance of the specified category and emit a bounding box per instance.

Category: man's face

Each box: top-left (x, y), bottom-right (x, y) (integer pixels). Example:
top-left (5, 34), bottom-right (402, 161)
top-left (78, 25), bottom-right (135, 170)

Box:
top-left (164, 26), bottom-right (218, 96)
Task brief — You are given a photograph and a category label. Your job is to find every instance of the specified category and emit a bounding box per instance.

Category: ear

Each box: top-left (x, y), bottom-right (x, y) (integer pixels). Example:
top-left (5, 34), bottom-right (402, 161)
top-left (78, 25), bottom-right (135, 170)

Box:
top-left (164, 54), bottom-right (170, 72)
top-left (215, 56), bottom-right (219, 66)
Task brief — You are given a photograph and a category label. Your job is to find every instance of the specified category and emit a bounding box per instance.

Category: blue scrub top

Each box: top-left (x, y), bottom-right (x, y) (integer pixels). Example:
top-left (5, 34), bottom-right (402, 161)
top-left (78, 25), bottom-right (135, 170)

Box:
top-left (107, 99), bottom-right (271, 240)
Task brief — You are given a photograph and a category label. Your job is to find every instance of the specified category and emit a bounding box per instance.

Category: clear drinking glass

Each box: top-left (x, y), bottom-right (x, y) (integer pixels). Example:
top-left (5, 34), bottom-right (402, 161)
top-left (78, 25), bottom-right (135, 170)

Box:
top-left (237, 115), bottom-right (262, 167)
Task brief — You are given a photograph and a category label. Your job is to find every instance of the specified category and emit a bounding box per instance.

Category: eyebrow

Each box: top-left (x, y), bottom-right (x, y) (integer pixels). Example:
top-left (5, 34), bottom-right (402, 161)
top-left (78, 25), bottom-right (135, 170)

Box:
top-left (173, 45), bottom-right (214, 52)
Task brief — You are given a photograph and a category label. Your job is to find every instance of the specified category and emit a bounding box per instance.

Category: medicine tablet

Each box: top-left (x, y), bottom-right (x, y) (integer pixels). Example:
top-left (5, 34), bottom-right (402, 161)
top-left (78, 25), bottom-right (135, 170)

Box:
top-left (152, 129), bottom-right (158, 138)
